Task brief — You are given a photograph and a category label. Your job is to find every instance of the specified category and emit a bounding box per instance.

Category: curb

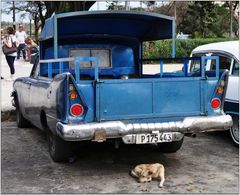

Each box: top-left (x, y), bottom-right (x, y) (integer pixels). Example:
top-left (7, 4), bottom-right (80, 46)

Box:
top-left (1, 109), bottom-right (16, 121)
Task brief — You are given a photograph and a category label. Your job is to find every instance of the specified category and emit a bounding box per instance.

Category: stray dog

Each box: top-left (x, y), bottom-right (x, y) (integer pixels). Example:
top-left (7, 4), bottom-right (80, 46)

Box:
top-left (130, 163), bottom-right (165, 188)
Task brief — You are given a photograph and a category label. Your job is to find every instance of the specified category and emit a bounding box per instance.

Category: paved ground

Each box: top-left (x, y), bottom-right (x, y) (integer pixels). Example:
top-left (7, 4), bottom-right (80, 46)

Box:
top-left (1, 121), bottom-right (239, 194)
top-left (1, 53), bottom-right (32, 111)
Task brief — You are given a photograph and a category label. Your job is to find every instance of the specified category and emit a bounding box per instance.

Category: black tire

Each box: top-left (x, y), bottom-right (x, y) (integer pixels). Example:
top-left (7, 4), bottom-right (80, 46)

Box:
top-left (230, 115), bottom-right (239, 145)
top-left (47, 132), bottom-right (74, 162)
top-left (15, 96), bottom-right (31, 128)
top-left (157, 137), bottom-right (184, 153)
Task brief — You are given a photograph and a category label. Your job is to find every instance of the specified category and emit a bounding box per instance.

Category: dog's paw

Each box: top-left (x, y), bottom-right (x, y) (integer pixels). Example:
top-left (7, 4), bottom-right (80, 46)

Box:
top-left (159, 185), bottom-right (163, 188)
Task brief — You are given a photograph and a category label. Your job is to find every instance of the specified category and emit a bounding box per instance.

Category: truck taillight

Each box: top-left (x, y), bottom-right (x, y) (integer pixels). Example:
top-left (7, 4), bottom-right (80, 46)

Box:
top-left (217, 87), bottom-right (223, 94)
top-left (70, 104), bottom-right (84, 116)
top-left (69, 84), bottom-right (75, 91)
top-left (211, 98), bottom-right (221, 109)
top-left (69, 91), bottom-right (77, 100)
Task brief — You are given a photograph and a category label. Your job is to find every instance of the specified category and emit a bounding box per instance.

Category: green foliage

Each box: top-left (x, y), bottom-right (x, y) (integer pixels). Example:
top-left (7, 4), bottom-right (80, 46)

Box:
top-left (182, 2), bottom-right (217, 38)
top-left (143, 38), bottom-right (237, 59)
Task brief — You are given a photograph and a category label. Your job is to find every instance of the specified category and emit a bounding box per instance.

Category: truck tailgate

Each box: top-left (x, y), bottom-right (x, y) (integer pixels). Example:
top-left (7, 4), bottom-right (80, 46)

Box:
top-left (96, 78), bottom-right (203, 121)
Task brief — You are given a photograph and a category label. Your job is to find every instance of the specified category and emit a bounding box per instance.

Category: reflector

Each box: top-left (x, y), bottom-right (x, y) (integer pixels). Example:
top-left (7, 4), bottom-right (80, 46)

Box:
top-left (217, 87), bottom-right (223, 94)
top-left (69, 84), bottom-right (74, 91)
top-left (70, 92), bottom-right (77, 99)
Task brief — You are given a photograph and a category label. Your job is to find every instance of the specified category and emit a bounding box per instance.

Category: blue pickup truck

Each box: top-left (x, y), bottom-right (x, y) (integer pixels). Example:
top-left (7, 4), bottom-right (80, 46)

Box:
top-left (12, 11), bottom-right (233, 162)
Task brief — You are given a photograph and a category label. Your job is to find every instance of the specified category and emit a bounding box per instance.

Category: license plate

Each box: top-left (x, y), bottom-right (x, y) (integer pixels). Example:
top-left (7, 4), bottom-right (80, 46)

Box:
top-left (136, 133), bottom-right (173, 144)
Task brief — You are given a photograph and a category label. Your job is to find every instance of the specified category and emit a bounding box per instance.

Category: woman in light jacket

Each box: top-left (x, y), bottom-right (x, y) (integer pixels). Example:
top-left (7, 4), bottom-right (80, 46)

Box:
top-left (3, 27), bottom-right (19, 81)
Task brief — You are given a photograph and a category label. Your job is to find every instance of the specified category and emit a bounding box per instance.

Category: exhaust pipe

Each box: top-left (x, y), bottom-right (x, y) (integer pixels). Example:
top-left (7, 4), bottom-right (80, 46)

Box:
top-left (185, 133), bottom-right (197, 138)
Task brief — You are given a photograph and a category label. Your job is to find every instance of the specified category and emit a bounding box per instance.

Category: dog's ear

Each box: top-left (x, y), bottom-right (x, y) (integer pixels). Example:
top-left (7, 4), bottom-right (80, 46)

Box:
top-left (148, 171), bottom-right (153, 175)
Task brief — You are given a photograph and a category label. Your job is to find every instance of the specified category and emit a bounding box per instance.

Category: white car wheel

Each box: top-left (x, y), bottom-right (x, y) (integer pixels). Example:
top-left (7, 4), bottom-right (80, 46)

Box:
top-left (230, 115), bottom-right (239, 145)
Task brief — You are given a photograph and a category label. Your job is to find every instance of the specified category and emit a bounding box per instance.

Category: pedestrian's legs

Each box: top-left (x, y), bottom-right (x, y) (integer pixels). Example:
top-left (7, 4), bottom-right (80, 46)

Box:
top-left (5, 55), bottom-right (16, 75)
top-left (22, 44), bottom-right (26, 60)
top-left (17, 44), bottom-right (22, 59)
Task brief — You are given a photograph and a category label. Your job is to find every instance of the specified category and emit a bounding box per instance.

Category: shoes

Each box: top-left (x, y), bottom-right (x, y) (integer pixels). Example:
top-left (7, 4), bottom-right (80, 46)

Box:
top-left (5, 78), bottom-right (13, 81)
top-left (1, 77), bottom-right (4, 80)
top-left (5, 75), bottom-right (15, 81)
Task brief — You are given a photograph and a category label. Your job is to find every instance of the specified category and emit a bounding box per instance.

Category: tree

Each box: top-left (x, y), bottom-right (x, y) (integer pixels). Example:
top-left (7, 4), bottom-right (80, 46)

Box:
top-left (2, 1), bottom-right (44, 41)
top-left (144, 1), bottom-right (155, 10)
top-left (44, 1), bottom-right (95, 19)
top-left (225, 1), bottom-right (239, 37)
top-left (2, 1), bottom-right (96, 42)
top-left (151, 2), bottom-right (190, 33)
top-left (107, 1), bottom-right (124, 10)
top-left (181, 1), bottom-right (217, 38)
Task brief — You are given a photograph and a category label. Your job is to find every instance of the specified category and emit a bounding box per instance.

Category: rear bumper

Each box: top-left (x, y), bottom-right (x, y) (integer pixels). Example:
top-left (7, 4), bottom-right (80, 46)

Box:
top-left (56, 115), bottom-right (233, 142)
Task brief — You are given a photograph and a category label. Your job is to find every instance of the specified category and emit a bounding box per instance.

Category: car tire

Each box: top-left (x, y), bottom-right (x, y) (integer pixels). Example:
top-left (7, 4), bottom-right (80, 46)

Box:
top-left (157, 137), bottom-right (184, 153)
top-left (15, 96), bottom-right (31, 128)
top-left (47, 132), bottom-right (74, 162)
top-left (230, 115), bottom-right (239, 145)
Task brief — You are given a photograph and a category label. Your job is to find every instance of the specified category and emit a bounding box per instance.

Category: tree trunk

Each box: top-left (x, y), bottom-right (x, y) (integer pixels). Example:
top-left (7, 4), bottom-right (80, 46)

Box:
top-left (34, 15), bottom-right (40, 43)
top-left (230, 1), bottom-right (233, 37)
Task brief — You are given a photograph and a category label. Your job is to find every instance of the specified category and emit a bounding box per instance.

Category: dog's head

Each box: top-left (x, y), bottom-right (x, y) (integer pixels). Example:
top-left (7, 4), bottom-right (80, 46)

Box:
top-left (139, 176), bottom-right (152, 183)
top-left (138, 170), bottom-right (153, 183)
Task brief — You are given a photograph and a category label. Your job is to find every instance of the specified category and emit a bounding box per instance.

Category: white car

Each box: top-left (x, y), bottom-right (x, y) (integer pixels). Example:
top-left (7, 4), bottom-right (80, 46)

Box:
top-left (190, 41), bottom-right (239, 144)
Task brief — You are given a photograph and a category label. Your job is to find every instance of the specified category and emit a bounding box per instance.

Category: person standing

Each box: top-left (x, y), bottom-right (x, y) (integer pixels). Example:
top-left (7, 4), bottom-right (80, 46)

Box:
top-left (1, 29), bottom-right (5, 79)
top-left (3, 27), bottom-right (19, 81)
top-left (15, 24), bottom-right (27, 60)
top-left (25, 37), bottom-right (39, 64)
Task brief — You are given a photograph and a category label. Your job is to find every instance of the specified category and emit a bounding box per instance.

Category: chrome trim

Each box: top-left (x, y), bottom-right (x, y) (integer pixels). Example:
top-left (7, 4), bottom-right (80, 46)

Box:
top-left (56, 115), bottom-right (233, 141)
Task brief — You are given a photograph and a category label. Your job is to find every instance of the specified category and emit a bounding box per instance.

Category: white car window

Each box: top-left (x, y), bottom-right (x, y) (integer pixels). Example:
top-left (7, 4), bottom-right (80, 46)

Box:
top-left (190, 53), bottom-right (210, 73)
top-left (210, 55), bottom-right (232, 71)
top-left (232, 60), bottom-right (239, 76)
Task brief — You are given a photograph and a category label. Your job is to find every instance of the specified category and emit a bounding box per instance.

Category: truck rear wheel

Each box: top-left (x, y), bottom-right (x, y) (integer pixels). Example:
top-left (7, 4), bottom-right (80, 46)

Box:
top-left (157, 137), bottom-right (184, 153)
top-left (230, 115), bottom-right (239, 145)
top-left (15, 96), bottom-right (31, 128)
top-left (47, 132), bottom-right (74, 162)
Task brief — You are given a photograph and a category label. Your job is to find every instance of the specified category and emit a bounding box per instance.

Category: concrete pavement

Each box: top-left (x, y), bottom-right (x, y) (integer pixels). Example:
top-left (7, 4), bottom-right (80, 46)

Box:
top-left (1, 52), bottom-right (32, 112)
top-left (1, 121), bottom-right (239, 193)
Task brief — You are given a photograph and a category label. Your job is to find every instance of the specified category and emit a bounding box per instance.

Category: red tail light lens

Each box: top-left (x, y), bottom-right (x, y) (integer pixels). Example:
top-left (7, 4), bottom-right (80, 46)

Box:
top-left (211, 98), bottom-right (221, 109)
top-left (70, 104), bottom-right (84, 116)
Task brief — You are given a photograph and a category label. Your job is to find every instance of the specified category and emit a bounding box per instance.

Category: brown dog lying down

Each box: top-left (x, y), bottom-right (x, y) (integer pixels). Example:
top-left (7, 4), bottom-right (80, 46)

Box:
top-left (130, 163), bottom-right (165, 188)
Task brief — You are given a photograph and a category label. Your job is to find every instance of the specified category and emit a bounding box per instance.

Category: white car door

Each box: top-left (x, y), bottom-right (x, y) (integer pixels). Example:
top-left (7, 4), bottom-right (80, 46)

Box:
top-left (226, 60), bottom-right (239, 103)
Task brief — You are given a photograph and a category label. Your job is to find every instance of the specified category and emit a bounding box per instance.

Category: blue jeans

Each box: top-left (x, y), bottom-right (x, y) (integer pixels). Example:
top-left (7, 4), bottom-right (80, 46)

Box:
top-left (17, 43), bottom-right (26, 60)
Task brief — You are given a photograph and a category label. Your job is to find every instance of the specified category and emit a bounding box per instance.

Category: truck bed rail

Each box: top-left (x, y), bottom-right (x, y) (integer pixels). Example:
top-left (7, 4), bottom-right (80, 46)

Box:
top-left (40, 56), bottom-right (220, 81)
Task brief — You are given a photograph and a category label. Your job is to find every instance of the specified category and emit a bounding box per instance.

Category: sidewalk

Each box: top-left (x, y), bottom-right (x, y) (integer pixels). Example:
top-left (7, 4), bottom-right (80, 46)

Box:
top-left (1, 53), bottom-right (32, 112)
